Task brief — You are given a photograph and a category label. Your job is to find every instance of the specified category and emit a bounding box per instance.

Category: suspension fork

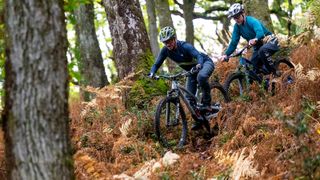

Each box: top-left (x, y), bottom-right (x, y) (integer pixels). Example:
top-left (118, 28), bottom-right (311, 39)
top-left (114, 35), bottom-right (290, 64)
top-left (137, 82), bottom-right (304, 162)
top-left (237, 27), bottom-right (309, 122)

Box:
top-left (165, 89), bottom-right (180, 126)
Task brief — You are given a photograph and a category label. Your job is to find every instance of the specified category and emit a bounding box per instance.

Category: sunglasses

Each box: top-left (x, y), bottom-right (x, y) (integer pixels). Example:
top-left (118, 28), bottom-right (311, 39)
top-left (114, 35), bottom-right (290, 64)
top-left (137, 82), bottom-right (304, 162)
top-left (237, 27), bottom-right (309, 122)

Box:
top-left (233, 14), bottom-right (241, 20)
top-left (163, 38), bottom-right (175, 45)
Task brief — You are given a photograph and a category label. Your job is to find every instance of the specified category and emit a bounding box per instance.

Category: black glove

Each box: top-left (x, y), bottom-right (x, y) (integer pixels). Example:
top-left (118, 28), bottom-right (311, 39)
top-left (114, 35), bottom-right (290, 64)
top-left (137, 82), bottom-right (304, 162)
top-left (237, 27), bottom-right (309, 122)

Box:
top-left (223, 56), bottom-right (229, 62)
top-left (190, 65), bottom-right (201, 74)
top-left (196, 64), bottom-right (202, 70)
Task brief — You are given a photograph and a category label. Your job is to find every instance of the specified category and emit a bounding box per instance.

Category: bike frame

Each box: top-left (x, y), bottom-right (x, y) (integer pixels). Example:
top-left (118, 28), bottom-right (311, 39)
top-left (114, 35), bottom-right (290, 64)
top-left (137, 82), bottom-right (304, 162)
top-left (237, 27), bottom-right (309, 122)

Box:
top-left (230, 46), bottom-right (266, 85)
top-left (166, 78), bottom-right (203, 123)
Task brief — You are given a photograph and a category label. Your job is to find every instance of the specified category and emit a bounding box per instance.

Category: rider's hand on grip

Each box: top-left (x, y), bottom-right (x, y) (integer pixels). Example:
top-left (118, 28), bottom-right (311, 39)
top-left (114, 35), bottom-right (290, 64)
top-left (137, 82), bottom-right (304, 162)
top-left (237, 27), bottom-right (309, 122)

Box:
top-left (196, 63), bottom-right (202, 70)
top-left (248, 38), bottom-right (258, 46)
top-left (190, 65), bottom-right (201, 74)
top-left (219, 55), bottom-right (229, 62)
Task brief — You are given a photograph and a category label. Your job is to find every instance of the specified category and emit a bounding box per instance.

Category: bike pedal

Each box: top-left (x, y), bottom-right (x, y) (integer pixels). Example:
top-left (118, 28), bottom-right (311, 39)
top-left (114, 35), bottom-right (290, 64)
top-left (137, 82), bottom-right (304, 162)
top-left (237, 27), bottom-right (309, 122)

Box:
top-left (205, 112), bottom-right (218, 120)
top-left (211, 104), bottom-right (221, 110)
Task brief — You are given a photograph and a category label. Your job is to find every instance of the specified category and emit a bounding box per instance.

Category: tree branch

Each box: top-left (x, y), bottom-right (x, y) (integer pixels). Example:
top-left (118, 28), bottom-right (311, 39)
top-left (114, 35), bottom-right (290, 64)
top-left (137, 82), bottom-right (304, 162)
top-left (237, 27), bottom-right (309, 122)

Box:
top-left (269, 9), bottom-right (288, 17)
top-left (171, 10), bottom-right (226, 21)
top-left (203, 6), bottom-right (229, 14)
top-left (194, 13), bottom-right (226, 21)
top-left (171, 10), bottom-right (184, 17)
top-left (173, 0), bottom-right (183, 9)
top-left (194, 36), bottom-right (207, 53)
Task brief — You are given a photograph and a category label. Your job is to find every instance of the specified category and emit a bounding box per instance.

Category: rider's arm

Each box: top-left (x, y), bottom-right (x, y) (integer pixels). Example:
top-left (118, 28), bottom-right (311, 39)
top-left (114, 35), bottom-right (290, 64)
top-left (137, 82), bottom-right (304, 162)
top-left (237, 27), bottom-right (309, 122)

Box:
top-left (150, 47), bottom-right (168, 74)
top-left (247, 16), bottom-right (264, 40)
top-left (183, 43), bottom-right (204, 66)
top-left (225, 25), bottom-right (240, 56)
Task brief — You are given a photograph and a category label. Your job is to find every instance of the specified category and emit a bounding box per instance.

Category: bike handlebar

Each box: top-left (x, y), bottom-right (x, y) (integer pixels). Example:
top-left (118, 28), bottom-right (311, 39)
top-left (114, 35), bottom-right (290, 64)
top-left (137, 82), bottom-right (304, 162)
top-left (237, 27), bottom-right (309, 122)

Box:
top-left (227, 44), bottom-right (251, 59)
top-left (153, 67), bottom-right (200, 81)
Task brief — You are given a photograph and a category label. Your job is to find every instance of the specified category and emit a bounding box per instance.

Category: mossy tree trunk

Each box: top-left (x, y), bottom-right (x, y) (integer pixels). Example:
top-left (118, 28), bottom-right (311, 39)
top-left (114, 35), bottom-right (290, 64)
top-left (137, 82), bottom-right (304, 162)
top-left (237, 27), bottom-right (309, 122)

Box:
top-left (102, 0), bottom-right (167, 108)
top-left (3, 0), bottom-right (74, 179)
top-left (74, 1), bottom-right (109, 101)
top-left (102, 0), bottom-right (151, 79)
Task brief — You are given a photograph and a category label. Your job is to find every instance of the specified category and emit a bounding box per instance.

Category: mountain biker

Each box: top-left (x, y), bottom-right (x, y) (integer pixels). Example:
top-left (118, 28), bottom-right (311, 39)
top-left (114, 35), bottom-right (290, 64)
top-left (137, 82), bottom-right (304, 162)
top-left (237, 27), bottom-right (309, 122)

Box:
top-left (219, 3), bottom-right (280, 77)
top-left (148, 26), bottom-right (215, 130)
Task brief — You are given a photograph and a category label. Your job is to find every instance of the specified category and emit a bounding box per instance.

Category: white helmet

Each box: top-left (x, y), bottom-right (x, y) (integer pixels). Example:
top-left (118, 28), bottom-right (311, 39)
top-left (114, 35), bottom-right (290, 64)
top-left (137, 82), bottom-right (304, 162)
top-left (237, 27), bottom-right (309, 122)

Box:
top-left (228, 3), bottom-right (244, 18)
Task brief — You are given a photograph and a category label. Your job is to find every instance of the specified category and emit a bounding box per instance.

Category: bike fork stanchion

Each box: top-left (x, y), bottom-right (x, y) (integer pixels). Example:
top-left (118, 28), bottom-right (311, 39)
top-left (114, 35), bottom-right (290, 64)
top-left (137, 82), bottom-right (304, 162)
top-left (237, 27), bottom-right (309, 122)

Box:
top-left (174, 102), bottom-right (180, 125)
top-left (165, 101), bottom-right (170, 126)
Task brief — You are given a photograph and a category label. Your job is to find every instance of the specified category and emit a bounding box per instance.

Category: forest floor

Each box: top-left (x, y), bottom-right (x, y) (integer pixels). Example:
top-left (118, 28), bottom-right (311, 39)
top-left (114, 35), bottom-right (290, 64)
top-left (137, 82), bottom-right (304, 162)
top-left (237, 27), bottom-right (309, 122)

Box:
top-left (0, 40), bottom-right (319, 179)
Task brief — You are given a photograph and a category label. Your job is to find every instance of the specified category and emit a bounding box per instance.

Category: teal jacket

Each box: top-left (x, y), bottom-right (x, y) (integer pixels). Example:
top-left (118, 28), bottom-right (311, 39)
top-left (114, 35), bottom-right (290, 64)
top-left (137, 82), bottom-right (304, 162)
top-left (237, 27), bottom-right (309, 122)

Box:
top-left (225, 16), bottom-right (272, 56)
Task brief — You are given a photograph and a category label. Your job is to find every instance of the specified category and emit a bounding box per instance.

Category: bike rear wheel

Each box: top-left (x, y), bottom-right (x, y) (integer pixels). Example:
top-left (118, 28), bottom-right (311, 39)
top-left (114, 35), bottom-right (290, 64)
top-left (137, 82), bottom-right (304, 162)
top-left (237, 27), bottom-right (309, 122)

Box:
top-left (154, 97), bottom-right (187, 148)
top-left (272, 58), bottom-right (295, 95)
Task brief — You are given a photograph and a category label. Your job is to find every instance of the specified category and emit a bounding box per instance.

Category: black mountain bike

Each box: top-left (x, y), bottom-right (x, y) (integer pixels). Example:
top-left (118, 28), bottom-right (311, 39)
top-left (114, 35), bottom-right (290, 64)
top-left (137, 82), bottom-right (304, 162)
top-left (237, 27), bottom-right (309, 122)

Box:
top-left (153, 68), bottom-right (230, 148)
top-left (224, 45), bottom-right (295, 100)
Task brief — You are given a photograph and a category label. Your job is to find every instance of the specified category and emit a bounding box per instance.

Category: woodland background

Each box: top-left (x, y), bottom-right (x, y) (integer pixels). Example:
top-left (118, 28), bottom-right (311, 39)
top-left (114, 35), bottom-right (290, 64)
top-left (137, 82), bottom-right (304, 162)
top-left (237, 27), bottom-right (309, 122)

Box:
top-left (0, 0), bottom-right (319, 179)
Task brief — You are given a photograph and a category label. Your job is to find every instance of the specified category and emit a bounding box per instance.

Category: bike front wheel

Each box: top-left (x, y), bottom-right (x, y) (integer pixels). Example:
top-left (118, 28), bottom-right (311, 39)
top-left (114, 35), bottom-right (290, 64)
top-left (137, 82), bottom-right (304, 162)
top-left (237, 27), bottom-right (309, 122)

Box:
top-left (224, 72), bottom-right (248, 101)
top-left (210, 81), bottom-right (231, 103)
top-left (154, 97), bottom-right (187, 148)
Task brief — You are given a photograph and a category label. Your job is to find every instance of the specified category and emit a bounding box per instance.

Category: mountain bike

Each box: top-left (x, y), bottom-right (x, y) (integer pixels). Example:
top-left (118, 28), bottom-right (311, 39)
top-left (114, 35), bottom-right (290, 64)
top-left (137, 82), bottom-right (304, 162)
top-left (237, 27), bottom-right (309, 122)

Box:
top-left (153, 68), bottom-right (230, 148)
top-left (223, 45), bottom-right (295, 100)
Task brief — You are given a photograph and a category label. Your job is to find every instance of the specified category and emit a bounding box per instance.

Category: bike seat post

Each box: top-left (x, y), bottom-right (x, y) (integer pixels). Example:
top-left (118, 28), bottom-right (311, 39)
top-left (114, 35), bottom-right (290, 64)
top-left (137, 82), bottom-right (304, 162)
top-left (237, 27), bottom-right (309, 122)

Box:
top-left (195, 85), bottom-right (201, 103)
top-left (171, 80), bottom-right (178, 90)
top-left (240, 57), bottom-right (246, 66)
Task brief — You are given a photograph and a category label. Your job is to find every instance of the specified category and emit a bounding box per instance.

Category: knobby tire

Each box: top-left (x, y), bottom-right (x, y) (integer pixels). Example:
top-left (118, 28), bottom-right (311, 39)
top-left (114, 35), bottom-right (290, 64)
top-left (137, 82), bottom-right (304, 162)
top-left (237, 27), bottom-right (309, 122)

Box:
top-left (154, 97), bottom-right (187, 148)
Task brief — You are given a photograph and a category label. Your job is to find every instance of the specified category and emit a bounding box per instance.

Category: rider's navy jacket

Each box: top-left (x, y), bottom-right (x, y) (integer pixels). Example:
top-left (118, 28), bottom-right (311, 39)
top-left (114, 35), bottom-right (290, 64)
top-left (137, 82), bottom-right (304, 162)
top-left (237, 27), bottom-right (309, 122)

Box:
top-left (150, 40), bottom-right (212, 74)
top-left (225, 16), bottom-right (272, 56)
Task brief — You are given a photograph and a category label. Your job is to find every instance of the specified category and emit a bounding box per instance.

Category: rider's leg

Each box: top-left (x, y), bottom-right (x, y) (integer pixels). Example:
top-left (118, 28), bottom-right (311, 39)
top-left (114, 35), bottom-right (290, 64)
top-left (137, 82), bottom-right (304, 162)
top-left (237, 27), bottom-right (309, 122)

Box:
top-left (191, 61), bottom-right (214, 131)
top-left (186, 73), bottom-right (197, 107)
top-left (197, 60), bottom-right (215, 108)
top-left (187, 74), bottom-right (203, 130)
top-left (250, 51), bottom-right (262, 73)
top-left (249, 51), bottom-right (264, 82)
top-left (258, 40), bottom-right (280, 76)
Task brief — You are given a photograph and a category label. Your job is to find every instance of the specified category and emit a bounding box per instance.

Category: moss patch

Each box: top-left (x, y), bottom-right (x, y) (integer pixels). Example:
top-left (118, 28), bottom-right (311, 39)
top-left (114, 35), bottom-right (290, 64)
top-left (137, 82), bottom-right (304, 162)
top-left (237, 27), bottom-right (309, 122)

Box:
top-left (127, 50), bottom-right (168, 108)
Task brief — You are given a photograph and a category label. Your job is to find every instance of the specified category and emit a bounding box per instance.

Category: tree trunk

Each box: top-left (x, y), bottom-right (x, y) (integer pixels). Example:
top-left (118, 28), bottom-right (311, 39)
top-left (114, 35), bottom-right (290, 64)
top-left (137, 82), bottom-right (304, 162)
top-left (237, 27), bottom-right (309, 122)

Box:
top-left (287, 0), bottom-right (293, 37)
top-left (155, 0), bottom-right (176, 72)
top-left (146, 0), bottom-right (160, 58)
top-left (216, 17), bottom-right (232, 47)
top-left (183, 0), bottom-right (196, 45)
top-left (102, 0), bottom-right (151, 80)
top-left (243, 0), bottom-right (274, 32)
top-left (74, 1), bottom-right (109, 100)
top-left (3, 0), bottom-right (74, 179)
top-left (101, 0), bottom-right (167, 108)
top-left (155, 0), bottom-right (174, 28)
